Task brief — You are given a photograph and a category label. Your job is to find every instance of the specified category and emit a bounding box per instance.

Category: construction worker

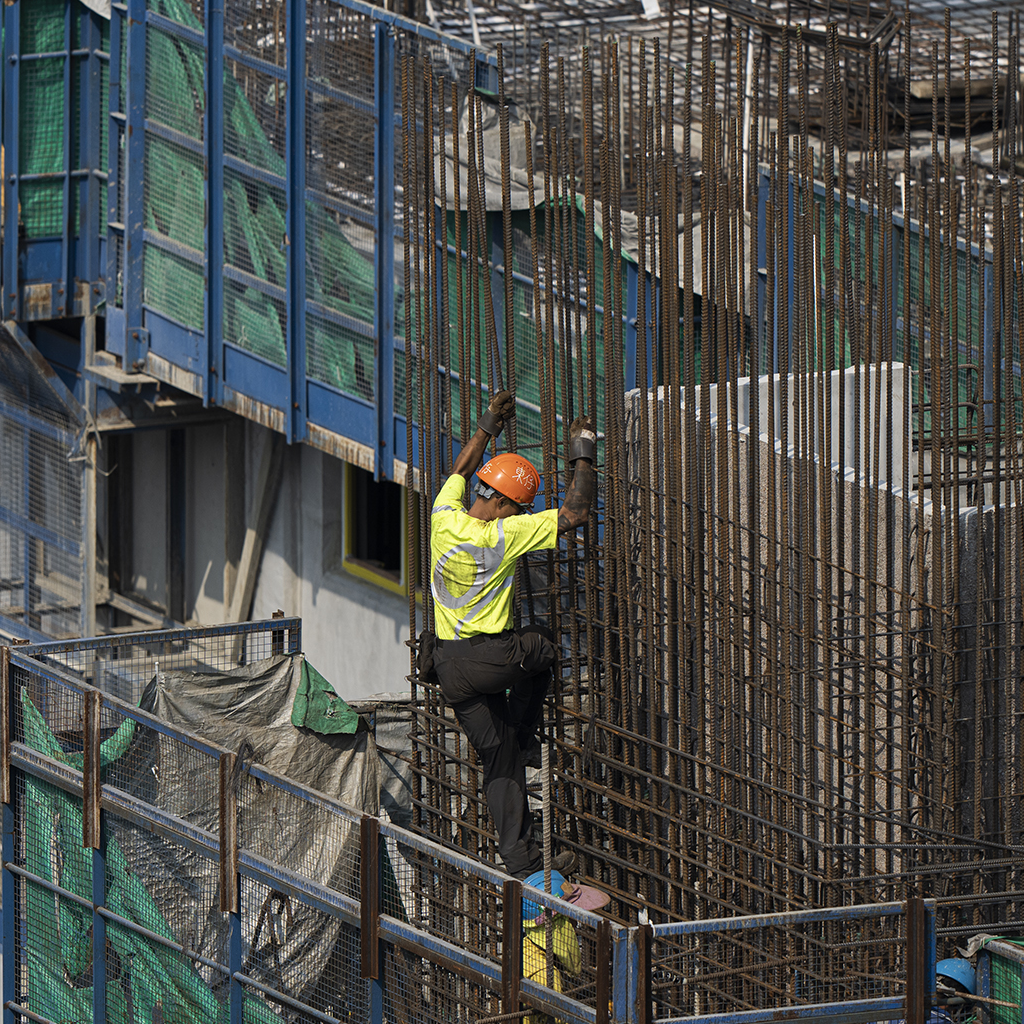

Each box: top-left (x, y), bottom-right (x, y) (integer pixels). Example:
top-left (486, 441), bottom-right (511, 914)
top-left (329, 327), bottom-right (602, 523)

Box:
top-left (429, 389), bottom-right (596, 879)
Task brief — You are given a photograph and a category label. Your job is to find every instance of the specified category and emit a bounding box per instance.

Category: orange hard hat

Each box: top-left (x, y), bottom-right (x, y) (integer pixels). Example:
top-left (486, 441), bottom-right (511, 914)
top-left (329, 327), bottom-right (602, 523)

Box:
top-left (477, 453), bottom-right (541, 506)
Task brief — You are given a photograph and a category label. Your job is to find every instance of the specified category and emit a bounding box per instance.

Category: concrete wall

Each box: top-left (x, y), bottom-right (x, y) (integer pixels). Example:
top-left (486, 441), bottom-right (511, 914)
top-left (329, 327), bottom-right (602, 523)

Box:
top-left (110, 419), bottom-right (412, 702)
top-left (246, 424), bottom-right (412, 702)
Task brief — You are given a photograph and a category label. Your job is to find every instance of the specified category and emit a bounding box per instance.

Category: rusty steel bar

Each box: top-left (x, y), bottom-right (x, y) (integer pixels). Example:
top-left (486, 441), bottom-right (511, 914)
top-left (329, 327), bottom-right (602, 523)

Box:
top-left (403, 22), bottom-right (1024, 1017)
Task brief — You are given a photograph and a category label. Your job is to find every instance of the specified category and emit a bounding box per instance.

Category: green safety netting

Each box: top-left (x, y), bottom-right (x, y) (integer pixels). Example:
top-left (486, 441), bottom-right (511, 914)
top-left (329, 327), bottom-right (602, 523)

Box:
top-left (17, 0), bottom-right (378, 399)
top-left (145, 0), bottom-right (377, 397)
top-left (20, 688), bottom-right (282, 1024)
top-left (17, 0), bottom-right (95, 238)
top-left (982, 940), bottom-right (1022, 1024)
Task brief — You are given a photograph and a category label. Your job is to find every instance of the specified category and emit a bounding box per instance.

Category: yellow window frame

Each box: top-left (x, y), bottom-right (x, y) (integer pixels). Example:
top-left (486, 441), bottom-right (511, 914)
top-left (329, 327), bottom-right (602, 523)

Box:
top-left (342, 462), bottom-right (416, 598)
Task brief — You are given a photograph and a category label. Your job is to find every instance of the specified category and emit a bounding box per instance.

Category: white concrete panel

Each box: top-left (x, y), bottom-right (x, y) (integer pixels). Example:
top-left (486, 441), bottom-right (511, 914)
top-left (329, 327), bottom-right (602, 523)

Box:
top-left (640, 362), bottom-right (914, 492)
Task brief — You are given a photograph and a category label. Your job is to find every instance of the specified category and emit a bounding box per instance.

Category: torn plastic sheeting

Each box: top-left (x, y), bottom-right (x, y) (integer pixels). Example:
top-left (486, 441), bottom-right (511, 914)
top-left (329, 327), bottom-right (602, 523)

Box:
top-left (115, 652), bottom-right (381, 1015)
top-left (292, 657), bottom-right (361, 734)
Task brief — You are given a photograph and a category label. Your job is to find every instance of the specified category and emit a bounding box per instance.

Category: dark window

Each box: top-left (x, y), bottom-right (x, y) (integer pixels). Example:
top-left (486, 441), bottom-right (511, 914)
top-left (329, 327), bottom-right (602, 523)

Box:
top-left (347, 464), bottom-right (403, 579)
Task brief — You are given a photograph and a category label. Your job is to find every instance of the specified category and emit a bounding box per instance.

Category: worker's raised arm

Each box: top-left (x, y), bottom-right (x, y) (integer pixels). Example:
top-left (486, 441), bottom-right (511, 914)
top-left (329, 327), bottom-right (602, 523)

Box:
top-left (557, 415), bottom-right (597, 535)
top-left (450, 390), bottom-right (515, 480)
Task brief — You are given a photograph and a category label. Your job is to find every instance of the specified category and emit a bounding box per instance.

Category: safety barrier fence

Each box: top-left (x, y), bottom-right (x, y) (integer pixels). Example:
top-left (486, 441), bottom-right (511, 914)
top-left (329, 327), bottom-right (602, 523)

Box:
top-left (646, 902), bottom-right (935, 1024)
top-left (0, 620), bottom-right (944, 1024)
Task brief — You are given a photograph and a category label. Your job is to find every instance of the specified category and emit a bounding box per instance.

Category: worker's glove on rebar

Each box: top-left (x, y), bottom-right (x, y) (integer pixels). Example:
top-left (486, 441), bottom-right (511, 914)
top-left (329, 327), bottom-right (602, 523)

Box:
top-left (478, 389), bottom-right (515, 437)
top-left (568, 415), bottom-right (597, 463)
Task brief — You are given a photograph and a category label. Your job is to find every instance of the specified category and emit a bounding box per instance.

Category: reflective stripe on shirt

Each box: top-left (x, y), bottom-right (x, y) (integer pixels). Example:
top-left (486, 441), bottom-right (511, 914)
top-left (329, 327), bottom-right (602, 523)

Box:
top-left (430, 473), bottom-right (558, 639)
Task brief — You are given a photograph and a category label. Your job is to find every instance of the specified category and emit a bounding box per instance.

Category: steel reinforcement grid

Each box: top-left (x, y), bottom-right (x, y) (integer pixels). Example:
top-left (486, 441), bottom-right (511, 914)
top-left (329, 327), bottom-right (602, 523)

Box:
top-left (402, 6), bottom-right (1024, 996)
top-left (1, 622), bottom-right (947, 1024)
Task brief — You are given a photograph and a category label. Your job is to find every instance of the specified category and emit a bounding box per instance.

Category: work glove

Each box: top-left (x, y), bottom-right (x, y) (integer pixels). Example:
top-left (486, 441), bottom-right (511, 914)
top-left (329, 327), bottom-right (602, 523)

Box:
top-left (478, 389), bottom-right (515, 437)
top-left (568, 414), bottom-right (597, 463)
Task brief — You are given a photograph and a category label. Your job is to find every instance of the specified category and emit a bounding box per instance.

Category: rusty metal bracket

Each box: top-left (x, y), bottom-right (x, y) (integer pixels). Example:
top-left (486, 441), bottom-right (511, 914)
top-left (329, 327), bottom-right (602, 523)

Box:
top-left (905, 896), bottom-right (928, 1024)
top-left (219, 751), bottom-right (239, 913)
top-left (596, 918), bottom-right (611, 1024)
top-left (82, 689), bottom-right (102, 849)
top-left (502, 878), bottom-right (523, 1017)
top-left (635, 923), bottom-right (652, 1024)
top-left (0, 646), bottom-right (9, 806)
top-left (361, 814), bottom-right (380, 979)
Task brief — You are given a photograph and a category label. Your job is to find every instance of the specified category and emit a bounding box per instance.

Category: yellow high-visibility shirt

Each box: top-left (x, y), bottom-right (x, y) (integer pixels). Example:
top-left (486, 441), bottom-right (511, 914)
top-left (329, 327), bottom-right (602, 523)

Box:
top-left (430, 474), bottom-right (558, 640)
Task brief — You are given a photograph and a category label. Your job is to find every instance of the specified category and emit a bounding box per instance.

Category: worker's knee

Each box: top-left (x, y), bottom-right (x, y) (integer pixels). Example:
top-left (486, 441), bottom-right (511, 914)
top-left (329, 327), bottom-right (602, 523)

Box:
top-left (520, 623), bottom-right (555, 643)
top-left (477, 738), bottom-right (523, 785)
top-left (516, 625), bottom-right (558, 674)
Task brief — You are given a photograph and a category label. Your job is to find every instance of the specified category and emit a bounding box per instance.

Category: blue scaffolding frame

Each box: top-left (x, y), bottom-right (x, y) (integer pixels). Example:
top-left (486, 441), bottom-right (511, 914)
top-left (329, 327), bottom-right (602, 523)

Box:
top-left (0, 0), bottom-right (503, 478)
top-left (0, 0), bottom-right (661, 482)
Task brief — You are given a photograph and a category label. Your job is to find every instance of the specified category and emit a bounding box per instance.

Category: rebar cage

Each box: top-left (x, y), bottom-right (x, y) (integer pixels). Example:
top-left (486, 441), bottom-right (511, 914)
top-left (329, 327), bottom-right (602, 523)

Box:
top-left (402, 8), bottom-right (1024, 984)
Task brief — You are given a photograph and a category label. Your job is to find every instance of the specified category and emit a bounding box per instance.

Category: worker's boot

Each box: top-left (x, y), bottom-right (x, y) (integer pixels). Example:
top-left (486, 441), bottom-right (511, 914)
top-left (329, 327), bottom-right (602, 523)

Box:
top-left (552, 849), bottom-right (578, 876)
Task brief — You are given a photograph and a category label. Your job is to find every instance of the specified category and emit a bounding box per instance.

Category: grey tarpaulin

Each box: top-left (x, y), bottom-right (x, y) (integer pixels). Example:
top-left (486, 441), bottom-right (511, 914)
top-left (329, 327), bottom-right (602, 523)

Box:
top-left (114, 653), bottom-right (381, 1018)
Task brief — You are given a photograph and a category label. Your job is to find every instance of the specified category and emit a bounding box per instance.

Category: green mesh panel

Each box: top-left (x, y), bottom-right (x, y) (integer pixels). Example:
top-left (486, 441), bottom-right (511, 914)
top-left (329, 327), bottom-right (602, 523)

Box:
top-left (18, 4), bottom-right (109, 242)
top-left (224, 279), bottom-right (287, 366)
top-left (223, 169), bottom-right (287, 284)
top-left (305, 207), bottom-right (376, 388)
top-left (145, 135), bottom-right (204, 250)
top-left (127, 0), bottom-right (383, 390)
top-left (22, 0), bottom-right (65, 53)
top-left (307, 314), bottom-right (374, 399)
top-left (146, 26), bottom-right (205, 139)
top-left (99, 21), bottom-right (110, 178)
top-left (20, 690), bottom-right (281, 1024)
top-left (144, 245), bottom-right (205, 331)
top-left (19, 52), bottom-right (65, 239)
top-left (988, 946), bottom-right (1023, 1024)
top-left (224, 64), bottom-right (287, 173)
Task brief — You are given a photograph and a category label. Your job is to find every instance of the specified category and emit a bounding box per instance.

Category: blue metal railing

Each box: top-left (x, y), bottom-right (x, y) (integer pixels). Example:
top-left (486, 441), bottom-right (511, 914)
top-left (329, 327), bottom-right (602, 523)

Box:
top-left (648, 903), bottom-right (936, 1024)
top-left (2, 619), bottom-right (938, 1024)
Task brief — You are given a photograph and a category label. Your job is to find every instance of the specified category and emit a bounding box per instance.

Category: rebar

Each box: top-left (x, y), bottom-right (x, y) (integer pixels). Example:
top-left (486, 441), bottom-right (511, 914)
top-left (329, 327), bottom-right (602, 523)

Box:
top-left (405, 13), bottom-right (1024, 1017)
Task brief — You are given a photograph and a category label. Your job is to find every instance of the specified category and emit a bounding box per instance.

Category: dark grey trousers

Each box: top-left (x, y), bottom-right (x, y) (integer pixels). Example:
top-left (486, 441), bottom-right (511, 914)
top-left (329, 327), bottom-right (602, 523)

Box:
top-left (433, 625), bottom-right (557, 878)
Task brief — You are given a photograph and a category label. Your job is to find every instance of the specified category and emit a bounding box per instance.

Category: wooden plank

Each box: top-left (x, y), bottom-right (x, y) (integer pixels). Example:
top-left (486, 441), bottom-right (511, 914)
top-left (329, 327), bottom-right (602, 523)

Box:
top-left (226, 430), bottom-right (284, 623)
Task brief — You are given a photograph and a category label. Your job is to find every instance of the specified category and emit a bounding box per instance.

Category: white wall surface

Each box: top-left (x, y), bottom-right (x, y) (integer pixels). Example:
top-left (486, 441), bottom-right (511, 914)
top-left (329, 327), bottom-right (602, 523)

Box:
top-left (131, 420), bottom-right (412, 702)
top-left (638, 363), bottom-right (914, 492)
top-left (245, 426), bottom-right (412, 702)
